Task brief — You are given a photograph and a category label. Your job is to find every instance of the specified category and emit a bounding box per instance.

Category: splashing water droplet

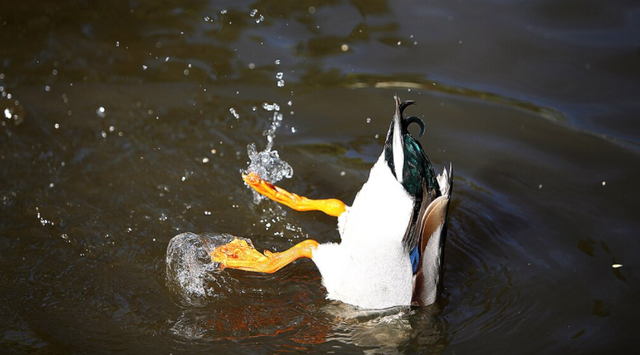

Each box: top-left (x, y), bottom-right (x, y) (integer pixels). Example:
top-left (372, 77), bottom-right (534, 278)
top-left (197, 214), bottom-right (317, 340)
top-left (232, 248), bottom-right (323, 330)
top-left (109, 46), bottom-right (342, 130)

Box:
top-left (246, 142), bottom-right (293, 198)
top-left (229, 107), bottom-right (240, 119)
top-left (247, 141), bottom-right (292, 178)
top-left (263, 112), bottom-right (282, 149)
top-left (245, 108), bottom-right (293, 202)
top-left (96, 106), bottom-right (106, 118)
top-left (166, 232), bottom-right (246, 306)
top-left (262, 102), bottom-right (280, 112)
top-left (245, 95), bottom-right (293, 201)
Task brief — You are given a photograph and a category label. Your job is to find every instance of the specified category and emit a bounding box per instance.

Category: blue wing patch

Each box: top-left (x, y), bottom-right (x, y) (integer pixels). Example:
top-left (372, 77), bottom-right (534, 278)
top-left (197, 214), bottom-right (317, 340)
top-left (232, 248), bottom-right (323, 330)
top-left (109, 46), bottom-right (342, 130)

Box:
top-left (410, 245), bottom-right (420, 274)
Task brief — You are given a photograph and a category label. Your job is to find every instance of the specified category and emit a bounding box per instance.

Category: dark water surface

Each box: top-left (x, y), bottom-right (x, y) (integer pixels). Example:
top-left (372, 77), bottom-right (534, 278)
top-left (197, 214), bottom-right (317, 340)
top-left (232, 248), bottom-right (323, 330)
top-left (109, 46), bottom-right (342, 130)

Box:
top-left (1, 0), bottom-right (639, 354)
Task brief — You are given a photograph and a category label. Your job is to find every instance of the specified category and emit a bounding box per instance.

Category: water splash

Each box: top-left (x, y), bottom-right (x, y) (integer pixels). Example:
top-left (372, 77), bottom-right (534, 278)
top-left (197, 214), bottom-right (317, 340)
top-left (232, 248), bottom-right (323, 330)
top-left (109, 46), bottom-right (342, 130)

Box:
top-left (166, 232), bottom-right (249, 307)
top-left (0, 76), bottom-right (25, 126)
top-left (250, 8), bottom-right (264, 23)
top-left (96, 106), bottom-right (106, 118)
top-left (276, 72), bottom-right (285, 87)
top-left (246, 143), bottom-right (292, 182)
top-left (244, 103), bottom-right (293, 202)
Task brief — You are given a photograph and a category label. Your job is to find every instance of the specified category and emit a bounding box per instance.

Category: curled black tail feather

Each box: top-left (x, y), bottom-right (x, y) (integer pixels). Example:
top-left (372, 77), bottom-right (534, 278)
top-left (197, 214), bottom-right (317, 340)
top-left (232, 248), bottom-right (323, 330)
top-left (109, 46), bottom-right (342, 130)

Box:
top-left (404, 116), bottom-right (425, 138)
top-left (399, 100), bottom-right (416, 115)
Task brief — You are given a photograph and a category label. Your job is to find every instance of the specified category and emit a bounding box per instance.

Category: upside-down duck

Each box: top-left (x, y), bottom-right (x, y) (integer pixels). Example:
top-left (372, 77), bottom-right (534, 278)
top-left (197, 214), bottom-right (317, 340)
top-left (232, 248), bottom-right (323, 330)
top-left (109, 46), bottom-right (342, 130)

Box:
top-left (211, 96), bottom-right (453, 309)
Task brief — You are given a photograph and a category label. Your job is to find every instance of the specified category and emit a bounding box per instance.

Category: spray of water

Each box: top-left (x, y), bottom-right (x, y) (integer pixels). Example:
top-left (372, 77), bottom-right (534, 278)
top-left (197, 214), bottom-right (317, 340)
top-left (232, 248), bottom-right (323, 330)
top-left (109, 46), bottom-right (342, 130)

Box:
top-left (166, 232), bottom-right (249, 306)
top-left (245, 103), bottom-right (293, 202)
top-left (166, 98), bottom-right (293, 304)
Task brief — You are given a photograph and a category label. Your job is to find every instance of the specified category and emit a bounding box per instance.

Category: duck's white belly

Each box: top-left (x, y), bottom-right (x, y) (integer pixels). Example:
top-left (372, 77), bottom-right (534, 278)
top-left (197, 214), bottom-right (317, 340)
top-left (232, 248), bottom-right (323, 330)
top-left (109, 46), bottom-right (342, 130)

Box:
top-left (311, 155), bottom-right (415, 309)
top-left (312, 241), bottom-right (413, 309)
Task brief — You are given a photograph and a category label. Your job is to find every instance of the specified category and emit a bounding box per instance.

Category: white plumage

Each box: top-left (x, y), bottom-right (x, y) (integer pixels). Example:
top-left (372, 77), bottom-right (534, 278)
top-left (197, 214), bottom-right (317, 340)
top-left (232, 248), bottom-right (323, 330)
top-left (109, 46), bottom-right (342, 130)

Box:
top-left (392, 117), bottom-right (405, 182)
top-left (312, 154), bottom-right (415, 309)
top-left (311, 155), bottom-right (452, 309)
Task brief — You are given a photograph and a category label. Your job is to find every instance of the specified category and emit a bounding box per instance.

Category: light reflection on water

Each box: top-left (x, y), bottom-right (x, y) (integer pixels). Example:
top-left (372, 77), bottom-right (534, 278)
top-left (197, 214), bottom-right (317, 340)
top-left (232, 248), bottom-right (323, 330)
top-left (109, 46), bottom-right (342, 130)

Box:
top-left (1, 0), bottom-right (639, 354)
top-left (167, 297), bottom-right (448, 354)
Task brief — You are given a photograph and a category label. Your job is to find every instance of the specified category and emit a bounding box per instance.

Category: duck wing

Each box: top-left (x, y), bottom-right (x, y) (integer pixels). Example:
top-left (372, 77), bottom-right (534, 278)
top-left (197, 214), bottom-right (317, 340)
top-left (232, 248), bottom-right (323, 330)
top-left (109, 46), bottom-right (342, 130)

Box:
top-left (412, 165), bottom-right (453, 306)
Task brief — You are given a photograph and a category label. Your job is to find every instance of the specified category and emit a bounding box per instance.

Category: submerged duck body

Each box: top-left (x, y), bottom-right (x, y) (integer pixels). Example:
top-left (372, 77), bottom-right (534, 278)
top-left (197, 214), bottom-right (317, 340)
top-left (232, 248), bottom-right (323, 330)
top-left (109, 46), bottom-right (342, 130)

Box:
top-left (212, 96), bottom-right (453, 309)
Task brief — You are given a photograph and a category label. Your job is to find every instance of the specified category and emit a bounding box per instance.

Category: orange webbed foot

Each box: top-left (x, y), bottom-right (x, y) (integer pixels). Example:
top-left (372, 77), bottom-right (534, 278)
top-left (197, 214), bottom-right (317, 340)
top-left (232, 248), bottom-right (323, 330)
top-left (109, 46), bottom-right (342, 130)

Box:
top-left (242, 172), bottom-right (346, 217)
top-left (211, 238), bottom-right (319, 274)
top-left (211, 238), bottom-right (267, 271)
